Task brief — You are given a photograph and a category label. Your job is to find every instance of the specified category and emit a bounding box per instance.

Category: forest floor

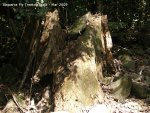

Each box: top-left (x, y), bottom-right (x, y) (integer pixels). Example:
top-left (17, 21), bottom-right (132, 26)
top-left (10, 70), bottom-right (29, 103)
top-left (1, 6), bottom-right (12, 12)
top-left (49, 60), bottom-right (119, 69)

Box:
top-left (75, 44), bottom-right (150, 113)
top-left (75, 93), bottom-right (150, 113)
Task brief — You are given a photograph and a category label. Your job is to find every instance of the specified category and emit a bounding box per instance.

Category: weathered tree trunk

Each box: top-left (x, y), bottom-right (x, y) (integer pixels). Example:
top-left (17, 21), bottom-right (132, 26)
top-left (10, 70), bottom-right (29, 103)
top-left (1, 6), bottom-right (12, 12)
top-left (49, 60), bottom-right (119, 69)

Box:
top-left (29, 12), bottom-right (113, 113)
top-left (13, 10), bottom-right (113, 113)
top-left (51, 13), bottom-right (113, 112)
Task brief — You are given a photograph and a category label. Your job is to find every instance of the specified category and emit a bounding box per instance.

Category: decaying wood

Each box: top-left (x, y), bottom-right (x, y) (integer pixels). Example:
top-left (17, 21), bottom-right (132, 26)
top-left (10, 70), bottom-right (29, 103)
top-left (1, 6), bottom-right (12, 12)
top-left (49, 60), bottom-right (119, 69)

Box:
top-left (19, 27), bottom-right (40, 90)
top-left (36, 86), bottom-right (51, 112)
top-left (40, 10), bottom-right (59, 44)
top-left (53, 13), bottom-right (114, 113)
top-left (16, 10), bottom-right (115, 113)
top-left (17, 17), bottom-right (41, 89)
top-left (32, 10), bottom-right (64, 84)
top-left (101, 15), bottom-right (114, 72)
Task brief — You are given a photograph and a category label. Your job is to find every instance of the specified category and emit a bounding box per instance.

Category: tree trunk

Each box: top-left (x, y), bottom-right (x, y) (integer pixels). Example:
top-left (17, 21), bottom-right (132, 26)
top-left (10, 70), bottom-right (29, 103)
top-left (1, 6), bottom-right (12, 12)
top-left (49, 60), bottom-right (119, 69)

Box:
top-left (52, 13), bottom-right (113, 113)
top-left (14, 10), bottom-right (113, 113)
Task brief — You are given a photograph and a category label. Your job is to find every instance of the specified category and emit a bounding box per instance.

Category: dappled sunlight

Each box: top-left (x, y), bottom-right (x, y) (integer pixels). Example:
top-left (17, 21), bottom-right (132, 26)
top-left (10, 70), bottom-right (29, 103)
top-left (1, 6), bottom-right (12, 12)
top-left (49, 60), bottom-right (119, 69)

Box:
top-left (0, 0), bottom-right (150, 112)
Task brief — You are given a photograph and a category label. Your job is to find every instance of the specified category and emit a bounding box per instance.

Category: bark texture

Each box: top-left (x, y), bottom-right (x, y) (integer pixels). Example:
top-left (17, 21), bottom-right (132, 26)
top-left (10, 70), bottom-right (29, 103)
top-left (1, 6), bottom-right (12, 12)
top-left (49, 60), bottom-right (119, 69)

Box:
top-left (52, 13), bottom-right (113, 113)
top-left (14, 10), bottom-right (113, 113)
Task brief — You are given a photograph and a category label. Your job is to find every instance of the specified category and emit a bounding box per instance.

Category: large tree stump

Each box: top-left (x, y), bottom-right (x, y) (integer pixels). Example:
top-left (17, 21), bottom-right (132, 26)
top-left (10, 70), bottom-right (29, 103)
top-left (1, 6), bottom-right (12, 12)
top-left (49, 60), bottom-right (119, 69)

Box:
top-left (52, 13), bottom-right (113, 113)
top-left (15, 10), bottom-right (113, 113)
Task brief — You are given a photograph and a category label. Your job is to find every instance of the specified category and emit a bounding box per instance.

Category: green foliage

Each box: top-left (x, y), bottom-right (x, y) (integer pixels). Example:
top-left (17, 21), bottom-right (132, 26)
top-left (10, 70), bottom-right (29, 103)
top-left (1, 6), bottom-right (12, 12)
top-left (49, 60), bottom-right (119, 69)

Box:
top-left (109, 22), bottom-right (127, 32)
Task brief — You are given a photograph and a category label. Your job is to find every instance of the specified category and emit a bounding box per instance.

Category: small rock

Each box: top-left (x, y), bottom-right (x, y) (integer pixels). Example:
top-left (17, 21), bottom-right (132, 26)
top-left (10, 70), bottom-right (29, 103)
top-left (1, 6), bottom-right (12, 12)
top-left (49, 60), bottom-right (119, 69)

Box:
top-left (131, 81), bottom-right (149, 98)
top-left (110, 76), bottom-right (132, 100)
top-left (119, 55), bottom-right (135, 71)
